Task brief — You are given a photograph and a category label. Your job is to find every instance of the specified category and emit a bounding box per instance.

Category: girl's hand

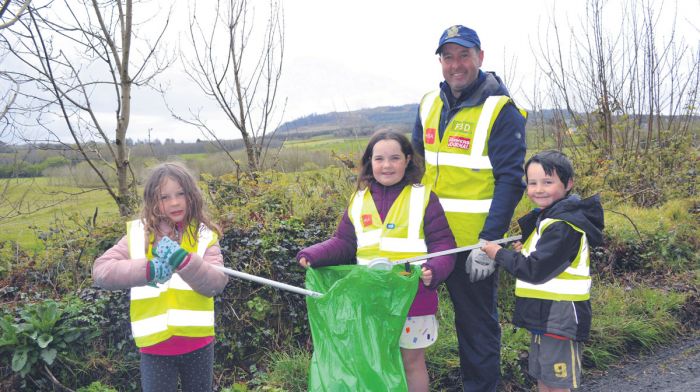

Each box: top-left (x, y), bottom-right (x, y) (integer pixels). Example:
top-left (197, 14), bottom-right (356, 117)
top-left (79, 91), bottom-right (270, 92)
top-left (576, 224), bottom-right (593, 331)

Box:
top-left (513, 241), bottom-right (523, 252)
top-left (480, 242), bottom-right (501, 260)
top-left (420, 266), bottom-right (432, 286)
top-left (299, 257), bottom-right (310, 269)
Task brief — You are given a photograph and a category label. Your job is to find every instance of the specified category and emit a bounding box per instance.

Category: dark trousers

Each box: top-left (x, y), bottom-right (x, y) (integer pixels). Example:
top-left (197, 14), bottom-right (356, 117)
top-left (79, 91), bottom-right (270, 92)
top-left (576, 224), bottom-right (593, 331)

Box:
top-left (446, 252), bottom-right (501, 392)
top-left (140, 342), bottom-right (214, 392)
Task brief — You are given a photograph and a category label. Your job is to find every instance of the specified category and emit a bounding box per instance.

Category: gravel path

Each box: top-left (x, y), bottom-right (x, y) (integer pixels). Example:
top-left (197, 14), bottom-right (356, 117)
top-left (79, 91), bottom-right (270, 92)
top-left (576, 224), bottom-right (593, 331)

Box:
top-left (580, 333), bottom-right (700, 392)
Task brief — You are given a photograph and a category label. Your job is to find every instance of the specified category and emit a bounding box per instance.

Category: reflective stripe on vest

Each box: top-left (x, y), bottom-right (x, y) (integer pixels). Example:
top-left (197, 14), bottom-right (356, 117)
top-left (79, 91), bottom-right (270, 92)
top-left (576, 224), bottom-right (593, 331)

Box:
top-left (127, 220), bottom-right (217, 347)
top-left (419, 91), bottom-right (512, 246)
top-left (515, 218), bottom-right (591, 301)
top-left (349, 185), bottom-right (430, 264)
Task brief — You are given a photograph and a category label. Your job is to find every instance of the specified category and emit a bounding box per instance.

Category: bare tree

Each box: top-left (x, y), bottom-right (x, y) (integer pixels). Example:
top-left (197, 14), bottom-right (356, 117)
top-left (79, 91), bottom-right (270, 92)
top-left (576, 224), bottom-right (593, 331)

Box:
top-left (0, 0), bottom-right (32, 29)
top-left (528, 0), bottom-right (699, 206)
top-left (170, 0), bottom-right (285, 174)
top-left (531, 0), bottom-right (699, 159)
top-left (1, 0), bottom-right (173, 216)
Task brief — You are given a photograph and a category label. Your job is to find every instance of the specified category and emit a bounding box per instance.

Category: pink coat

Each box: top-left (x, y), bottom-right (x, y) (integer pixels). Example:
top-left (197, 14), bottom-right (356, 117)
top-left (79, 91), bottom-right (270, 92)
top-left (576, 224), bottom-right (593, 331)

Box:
top-left (92, 222), bottom-right (228, 297)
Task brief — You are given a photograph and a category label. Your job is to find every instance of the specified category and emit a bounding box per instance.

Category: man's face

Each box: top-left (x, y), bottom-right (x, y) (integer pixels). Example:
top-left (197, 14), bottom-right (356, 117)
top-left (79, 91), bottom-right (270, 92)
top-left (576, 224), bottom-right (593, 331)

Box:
top-left (439, 43), bottom-right (483, 98)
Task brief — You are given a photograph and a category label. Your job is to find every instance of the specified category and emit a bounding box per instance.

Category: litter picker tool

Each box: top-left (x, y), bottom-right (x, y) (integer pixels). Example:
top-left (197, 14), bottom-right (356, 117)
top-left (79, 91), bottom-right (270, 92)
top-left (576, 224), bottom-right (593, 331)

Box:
top-left (213, 265), bottom-right (323, 297)
top-left (368, 235), bottom-right (523, 270)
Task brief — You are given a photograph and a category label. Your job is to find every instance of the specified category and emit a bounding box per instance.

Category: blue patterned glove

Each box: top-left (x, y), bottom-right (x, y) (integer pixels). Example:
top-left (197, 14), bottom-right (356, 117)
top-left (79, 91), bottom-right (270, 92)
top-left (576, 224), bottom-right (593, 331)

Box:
top-left (154, 236), bottom-right (181, 261)
top-left (148, 256), bottom-right (173, 284)
top-left (155, 236), bottom-right (189, 270)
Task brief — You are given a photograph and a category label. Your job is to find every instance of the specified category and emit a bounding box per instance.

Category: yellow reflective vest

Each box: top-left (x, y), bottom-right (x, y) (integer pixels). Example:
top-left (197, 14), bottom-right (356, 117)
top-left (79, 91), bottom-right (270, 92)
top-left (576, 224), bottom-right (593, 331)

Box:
top-left (348, 184), bottom-right (430, 264)
top-left (516, 218), bottom-right (591, 301)
top-left (127, 220), bottom-right (218, 347)
top-left (419, 91), bottom-right (517, 247)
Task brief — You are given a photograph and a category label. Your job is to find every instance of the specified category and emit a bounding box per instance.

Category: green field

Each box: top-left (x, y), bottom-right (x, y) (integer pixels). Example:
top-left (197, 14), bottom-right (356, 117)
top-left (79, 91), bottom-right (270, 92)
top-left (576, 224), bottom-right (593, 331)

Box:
top-left (283, 135), bottom-right (369, 154)
top-left (1, 177), bottom-right (121, 249)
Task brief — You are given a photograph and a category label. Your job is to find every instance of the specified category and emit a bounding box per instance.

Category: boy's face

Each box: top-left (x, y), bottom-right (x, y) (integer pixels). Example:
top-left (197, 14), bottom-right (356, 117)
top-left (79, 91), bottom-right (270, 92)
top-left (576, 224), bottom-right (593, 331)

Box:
top-left (526, 162), bottom-right (572, 209)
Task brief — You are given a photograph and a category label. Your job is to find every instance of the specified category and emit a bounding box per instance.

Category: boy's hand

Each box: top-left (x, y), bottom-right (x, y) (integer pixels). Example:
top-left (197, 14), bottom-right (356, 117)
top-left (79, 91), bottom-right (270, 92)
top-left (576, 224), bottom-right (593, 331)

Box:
top-left (298, 257), bottom-right (310, 268)
top-left (420, 266), bottom-right (432, 286)
top-left (513, 241), bottom-right (523, 252)
top-left (481, 241), bottom-right (502, 260)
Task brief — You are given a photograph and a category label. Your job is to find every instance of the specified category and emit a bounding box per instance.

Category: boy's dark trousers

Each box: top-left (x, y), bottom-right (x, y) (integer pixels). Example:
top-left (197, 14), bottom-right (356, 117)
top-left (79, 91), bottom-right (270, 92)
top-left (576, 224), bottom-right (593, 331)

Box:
top-left (446, 251), bottom-right (501, 392)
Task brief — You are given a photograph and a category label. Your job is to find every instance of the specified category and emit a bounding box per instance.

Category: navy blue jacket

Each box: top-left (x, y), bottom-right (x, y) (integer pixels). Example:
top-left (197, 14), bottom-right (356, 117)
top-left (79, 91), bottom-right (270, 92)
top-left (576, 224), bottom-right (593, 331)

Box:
top-left (495, 194), bottom-right (605, 340)
top-left (412, 70), bottom-right (527, 241)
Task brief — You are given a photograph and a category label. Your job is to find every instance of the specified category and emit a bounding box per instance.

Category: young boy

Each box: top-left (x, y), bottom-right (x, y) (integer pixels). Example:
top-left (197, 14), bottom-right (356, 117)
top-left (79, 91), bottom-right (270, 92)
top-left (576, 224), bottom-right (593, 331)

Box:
top-left (481, 150), bottom-right (604, 392)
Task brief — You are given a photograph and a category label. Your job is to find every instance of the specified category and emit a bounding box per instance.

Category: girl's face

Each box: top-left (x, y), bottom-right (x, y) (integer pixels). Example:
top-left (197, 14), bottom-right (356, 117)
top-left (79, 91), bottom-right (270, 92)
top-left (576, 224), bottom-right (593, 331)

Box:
top-left (158, 176), bottom-right (188, 223)
top-left (371, 139), bottom-right (410, 187)
top-left (526, 162), bottom-right (572, 209)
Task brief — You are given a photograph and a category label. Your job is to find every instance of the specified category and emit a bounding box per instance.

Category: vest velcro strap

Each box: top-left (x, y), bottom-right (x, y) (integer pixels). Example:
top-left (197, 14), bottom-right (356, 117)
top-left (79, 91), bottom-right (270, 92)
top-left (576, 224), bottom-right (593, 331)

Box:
top-left (439, 198), bottom-right (492, 213)
top-left (380, 237), bottom-right (427, 253)
top-left (131, 310), bottom-right (215, 338)
top-left (424, 150), bottom-right (493, 169)
top-left (357, 229), bottom-right (382, 247)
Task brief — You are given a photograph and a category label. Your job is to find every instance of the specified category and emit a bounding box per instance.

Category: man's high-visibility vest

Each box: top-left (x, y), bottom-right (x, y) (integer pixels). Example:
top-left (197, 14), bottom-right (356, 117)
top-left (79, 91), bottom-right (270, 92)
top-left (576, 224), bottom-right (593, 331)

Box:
top-left (348, 185), bottom-right (430, 264)
top-left (420, 92), bottom-right (524, 246)
top-left (515, 218), bottom-right (591, 301)
top-left (127, 220), bottom-right (217, 347)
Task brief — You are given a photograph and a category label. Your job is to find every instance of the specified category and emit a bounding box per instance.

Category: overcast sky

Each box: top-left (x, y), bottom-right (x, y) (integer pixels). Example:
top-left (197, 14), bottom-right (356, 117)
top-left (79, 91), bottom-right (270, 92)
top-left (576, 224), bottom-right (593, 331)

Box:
top-left (3, 0), bottom-right (699, 143)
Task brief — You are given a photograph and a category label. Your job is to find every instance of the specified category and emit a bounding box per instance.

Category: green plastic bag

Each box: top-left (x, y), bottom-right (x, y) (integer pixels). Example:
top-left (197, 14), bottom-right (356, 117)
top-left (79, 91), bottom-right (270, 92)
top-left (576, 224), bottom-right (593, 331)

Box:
top-left (305, 264), bottom-right (420, 392)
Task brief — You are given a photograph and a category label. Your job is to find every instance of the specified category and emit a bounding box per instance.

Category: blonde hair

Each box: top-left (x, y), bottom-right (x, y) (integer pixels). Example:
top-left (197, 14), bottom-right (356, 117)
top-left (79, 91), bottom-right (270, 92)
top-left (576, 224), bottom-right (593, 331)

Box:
top-left (140, 162), bottom-right (221, 246)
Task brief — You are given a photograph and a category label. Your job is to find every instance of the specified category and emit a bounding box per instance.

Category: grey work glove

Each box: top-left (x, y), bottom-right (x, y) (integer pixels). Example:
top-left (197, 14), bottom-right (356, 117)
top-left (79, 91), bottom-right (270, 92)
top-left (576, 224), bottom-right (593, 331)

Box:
top-left (466, 239), bottom-right (496, 283)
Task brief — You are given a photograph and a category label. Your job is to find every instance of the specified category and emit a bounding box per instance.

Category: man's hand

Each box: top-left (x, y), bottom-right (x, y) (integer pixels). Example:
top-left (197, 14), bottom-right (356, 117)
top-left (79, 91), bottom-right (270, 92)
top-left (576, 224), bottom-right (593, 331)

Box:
top-left (466, 239), bottom-right (496, 283)
top-left (298, 257), bottom-right (310, 268)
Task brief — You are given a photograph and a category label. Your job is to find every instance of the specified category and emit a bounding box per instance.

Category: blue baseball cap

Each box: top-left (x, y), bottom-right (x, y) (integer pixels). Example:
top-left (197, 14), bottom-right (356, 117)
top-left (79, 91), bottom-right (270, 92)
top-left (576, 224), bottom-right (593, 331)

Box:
top-left (435, 25), bottom-right (481, 54)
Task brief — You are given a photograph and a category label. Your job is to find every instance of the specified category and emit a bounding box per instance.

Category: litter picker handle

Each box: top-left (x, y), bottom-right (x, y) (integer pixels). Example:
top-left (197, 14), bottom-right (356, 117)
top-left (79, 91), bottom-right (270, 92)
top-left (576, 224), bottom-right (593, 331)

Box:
top-left (391, 235), bottom-right (523, 265)
top-left (213, 265), bottom-right (323, 298)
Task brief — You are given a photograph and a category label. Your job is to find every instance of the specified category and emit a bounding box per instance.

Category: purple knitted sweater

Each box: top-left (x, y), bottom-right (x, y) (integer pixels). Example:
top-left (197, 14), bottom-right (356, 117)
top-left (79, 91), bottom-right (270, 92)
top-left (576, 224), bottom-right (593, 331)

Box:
top-left (297, 180), bottom-right (456, 316)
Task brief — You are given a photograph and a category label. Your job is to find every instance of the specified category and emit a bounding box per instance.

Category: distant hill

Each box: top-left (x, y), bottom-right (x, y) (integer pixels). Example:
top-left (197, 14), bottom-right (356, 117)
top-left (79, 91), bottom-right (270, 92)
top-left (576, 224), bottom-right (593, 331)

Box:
top-left (274, 104), bottom-right (418, 140)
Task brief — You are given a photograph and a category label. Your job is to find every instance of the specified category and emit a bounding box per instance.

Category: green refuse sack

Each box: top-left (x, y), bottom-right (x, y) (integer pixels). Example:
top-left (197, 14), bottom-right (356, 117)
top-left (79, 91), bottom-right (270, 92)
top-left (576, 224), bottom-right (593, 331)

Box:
top-left (305, 264), bottom-right (420, 392)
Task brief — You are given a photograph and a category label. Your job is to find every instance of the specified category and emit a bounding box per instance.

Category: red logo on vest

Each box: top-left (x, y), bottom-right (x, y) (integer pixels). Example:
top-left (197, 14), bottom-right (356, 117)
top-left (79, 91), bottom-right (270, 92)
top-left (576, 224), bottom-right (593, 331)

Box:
top-left (425, 128), bottom-right (436, 144)
top-left (361, 214), bottom-right (373, 227)
top-left (447, 136), bottom-right (471, 150)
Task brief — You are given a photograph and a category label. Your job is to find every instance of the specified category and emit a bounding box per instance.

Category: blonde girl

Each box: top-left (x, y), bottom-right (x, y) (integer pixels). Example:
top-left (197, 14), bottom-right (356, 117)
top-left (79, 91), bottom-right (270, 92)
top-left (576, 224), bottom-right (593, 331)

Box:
top-left (93, 162), bottom-right (228, 392)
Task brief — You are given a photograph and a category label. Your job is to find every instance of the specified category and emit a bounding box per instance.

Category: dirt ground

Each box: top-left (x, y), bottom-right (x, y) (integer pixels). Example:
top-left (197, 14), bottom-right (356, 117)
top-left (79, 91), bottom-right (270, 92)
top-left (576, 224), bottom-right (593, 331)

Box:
top-left (580, 332), bottom-right (700, 392)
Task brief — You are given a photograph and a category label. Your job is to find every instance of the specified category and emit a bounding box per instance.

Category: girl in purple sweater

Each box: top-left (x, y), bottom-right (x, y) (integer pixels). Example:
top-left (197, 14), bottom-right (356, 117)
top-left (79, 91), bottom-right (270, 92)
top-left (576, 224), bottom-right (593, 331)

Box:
top-left (298, 130), bottom-right (456, 392)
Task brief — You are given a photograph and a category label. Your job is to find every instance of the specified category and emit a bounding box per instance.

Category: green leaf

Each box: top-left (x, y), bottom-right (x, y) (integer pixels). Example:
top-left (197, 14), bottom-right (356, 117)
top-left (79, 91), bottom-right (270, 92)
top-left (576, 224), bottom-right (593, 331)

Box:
top-left (11, 349), bottom-right (28, 372)
top-left (62, 330), bottom-right (82, 343)
top-left (37, 334), bottom-right (54, 348)
top-left (40, 348), bottom-right (57, 365)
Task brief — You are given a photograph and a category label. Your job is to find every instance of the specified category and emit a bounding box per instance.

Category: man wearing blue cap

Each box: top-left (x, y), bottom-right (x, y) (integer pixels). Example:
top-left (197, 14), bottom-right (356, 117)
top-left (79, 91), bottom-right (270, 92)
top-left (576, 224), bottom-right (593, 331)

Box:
top-left (412, 25), bottom-right (527, 391)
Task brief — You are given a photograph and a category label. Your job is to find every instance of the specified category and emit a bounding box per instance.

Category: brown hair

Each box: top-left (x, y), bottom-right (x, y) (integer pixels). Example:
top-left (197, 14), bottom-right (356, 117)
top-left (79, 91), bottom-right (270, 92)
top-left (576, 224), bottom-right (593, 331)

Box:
top-left (140, 162), bottom-right (221, 246)
top-left (356, 130), bottom-right (424, 190)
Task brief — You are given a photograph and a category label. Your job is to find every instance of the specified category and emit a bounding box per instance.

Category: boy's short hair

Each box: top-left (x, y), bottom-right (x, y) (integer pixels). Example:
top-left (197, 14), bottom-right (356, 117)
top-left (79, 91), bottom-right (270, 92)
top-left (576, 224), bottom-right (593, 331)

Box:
top-left (525, 150), bottom-right (574, 190)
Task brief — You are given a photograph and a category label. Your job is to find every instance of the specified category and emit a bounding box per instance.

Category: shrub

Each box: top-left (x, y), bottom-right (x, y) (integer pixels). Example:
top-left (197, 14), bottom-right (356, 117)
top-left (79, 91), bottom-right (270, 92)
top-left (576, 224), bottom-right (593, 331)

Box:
top-left (0, 297), bottom-right (99, 386)
top-left (76, 381), bottom-right (118, 392)
top-left (257, 348), bottom-right (311, 392)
